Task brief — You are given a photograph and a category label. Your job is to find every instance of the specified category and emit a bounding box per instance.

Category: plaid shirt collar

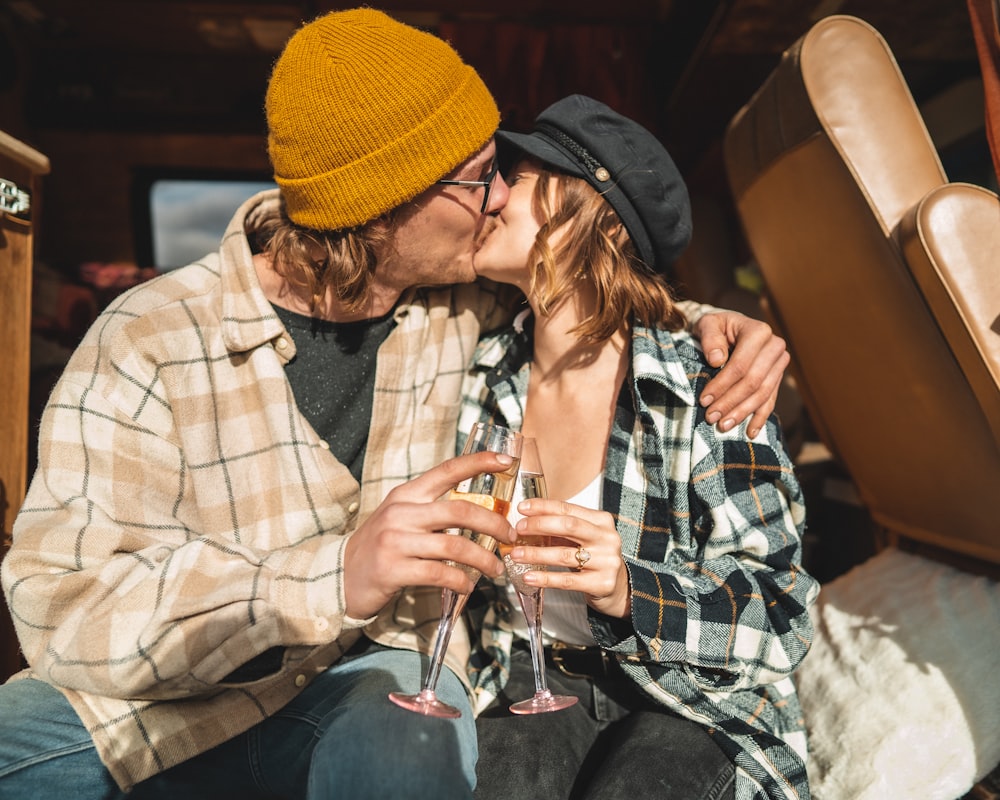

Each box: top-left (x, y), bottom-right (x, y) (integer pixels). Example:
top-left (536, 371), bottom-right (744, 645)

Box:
top-left (468, 310), bottom-right (695, 425)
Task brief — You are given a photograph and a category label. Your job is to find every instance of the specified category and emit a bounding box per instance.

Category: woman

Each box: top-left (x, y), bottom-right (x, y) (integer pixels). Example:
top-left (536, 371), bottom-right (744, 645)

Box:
top-left (461, 95), bottom-right (819, 800)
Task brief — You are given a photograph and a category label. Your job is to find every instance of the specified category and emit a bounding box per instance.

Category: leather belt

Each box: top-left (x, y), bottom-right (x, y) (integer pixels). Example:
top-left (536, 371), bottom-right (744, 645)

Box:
top-left (543, 641), bottom-right (615, 680)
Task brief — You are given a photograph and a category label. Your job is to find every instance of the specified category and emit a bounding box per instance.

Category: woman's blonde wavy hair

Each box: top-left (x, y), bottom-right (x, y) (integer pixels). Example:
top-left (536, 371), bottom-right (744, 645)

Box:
top-left (526, 162), bottom-right (686, 342)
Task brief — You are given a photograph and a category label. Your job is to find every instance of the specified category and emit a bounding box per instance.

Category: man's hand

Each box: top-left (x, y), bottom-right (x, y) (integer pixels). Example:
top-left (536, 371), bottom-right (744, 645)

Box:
top-left (342, 451), bottom-right (517, 620)
top-left (692, 311), bottom-right (790, 438)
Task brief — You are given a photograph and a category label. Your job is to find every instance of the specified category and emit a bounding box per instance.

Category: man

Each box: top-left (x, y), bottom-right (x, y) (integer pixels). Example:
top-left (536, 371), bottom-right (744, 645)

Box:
top-left (0, 9), bottom-right (789, 799)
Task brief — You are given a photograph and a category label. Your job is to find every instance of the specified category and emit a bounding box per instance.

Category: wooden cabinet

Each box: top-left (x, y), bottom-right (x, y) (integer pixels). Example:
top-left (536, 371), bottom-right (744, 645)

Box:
top-left (0, 131), bottom-right (49, 681)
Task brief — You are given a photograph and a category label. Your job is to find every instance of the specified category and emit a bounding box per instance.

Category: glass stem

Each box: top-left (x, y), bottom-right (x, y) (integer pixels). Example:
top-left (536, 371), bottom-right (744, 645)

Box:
top-left (423, 588), bottom-right (471, 694)
top-left (518, 588), bottom-right (549, 695)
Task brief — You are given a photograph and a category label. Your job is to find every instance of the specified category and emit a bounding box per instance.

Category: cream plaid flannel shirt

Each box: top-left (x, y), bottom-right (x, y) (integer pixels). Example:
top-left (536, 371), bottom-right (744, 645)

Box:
top-left (2, 192), bottom-right (506, 788)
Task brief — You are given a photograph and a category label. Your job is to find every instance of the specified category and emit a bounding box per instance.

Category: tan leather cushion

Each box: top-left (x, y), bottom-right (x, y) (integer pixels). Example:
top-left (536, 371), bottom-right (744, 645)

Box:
top-left (900, 182), bottom-right (1000, 444)
top-left (727, 16), bottom-right (946, 235)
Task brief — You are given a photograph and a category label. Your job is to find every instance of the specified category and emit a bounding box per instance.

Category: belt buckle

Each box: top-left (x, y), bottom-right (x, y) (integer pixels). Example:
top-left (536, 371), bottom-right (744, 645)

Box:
top-left (550, 641), bottom-right (599, 679)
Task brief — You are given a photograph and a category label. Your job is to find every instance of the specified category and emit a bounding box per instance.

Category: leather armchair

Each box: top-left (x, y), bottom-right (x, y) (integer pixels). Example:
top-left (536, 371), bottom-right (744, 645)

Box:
top-left (724, 14), bottom-right (1000, 569)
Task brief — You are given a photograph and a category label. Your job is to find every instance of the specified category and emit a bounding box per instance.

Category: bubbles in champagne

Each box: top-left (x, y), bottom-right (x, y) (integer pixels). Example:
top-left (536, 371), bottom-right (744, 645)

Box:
top-left (499, 469), bottom-right (549, 594)
top-left (445, 490), bottom-right (512, 579)
top-left (519, 472), bottom-right (547, 500)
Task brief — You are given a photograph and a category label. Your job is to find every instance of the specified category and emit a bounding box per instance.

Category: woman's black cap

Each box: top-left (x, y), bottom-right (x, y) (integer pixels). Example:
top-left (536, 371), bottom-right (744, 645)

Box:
top-left (496, 94), bottom-right (692, 276)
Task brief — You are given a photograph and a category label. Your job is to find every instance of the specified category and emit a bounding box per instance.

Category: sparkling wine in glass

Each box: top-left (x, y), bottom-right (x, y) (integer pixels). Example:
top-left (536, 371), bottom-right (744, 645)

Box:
top-left (500, 438), bottom-right (578, 715)
top-left (388, 422), bottom-right (522, 718)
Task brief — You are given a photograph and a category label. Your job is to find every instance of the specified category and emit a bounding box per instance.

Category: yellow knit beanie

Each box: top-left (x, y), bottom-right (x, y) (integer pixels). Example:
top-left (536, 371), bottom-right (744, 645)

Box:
top-left (266, 8), bottom-right (500, 231)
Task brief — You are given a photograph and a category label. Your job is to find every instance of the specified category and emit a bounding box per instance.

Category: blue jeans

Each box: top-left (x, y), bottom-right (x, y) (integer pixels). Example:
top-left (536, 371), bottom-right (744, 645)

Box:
top-left (475, 645), bottom-right (735, 800)
top-left (0, 646), bottom-right (477, 799)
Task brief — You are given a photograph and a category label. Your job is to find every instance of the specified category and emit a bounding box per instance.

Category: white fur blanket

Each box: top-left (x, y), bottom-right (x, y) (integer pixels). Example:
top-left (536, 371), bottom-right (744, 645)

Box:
top-left (795, 547), bottom-right (1000, 800)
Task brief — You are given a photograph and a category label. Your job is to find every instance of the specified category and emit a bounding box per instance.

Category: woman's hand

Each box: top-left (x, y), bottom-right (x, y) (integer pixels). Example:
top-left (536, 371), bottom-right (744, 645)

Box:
top-left (510, 497), bottom-right (631, 619)
top-left (691, 311), bottom-right (789, 438)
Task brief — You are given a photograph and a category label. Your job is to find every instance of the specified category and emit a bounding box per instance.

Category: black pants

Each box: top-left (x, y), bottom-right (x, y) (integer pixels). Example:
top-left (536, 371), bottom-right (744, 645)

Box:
top-left (475, 646), bottom-right (735, 800)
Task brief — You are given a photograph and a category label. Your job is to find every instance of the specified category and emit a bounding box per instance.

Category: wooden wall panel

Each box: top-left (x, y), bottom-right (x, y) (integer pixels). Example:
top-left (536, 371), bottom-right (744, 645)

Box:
top-left (0, 131), bottom-right (49, 681)
top-left (33, 130), bottom-right (269, 269)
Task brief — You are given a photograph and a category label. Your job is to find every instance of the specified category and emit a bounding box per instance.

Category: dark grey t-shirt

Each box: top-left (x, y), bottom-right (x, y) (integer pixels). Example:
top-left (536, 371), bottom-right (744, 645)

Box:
top-left (272, 303), bottom-right (395, 482)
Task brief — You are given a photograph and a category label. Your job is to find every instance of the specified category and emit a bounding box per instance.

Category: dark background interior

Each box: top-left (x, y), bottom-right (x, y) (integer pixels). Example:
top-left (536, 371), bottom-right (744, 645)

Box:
top-left (0, 0), bottom-right (989, 273)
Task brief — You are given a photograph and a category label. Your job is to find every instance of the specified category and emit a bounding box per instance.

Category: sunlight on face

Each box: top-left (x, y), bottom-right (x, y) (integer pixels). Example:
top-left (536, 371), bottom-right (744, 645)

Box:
top-left (472, 160), bottom-right (551, 292)
top-left (377, 142), bottom-right (503, 293)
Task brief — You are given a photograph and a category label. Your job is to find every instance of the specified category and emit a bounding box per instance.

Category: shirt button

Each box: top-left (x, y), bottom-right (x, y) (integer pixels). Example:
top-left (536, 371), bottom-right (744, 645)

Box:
top-left (319, 440), bottom-right (330, 450)
top-left (275, 337), bottom-right (289, 350)
top-left (294, 674), bottom-right (306, 688)
top-left (347, 501), bottom-right (360, 514)
top-left (315, 618), bottom-right (329, 632)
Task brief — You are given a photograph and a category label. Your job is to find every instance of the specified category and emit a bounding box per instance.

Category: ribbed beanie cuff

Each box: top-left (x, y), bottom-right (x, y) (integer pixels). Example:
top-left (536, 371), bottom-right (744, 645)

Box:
top-left (266, 8), bottom-right (500, 231)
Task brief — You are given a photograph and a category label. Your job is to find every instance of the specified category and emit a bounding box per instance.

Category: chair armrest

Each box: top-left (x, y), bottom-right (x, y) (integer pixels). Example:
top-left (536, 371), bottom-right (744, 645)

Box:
top-left (899, 182), bottom-right (1000, 445)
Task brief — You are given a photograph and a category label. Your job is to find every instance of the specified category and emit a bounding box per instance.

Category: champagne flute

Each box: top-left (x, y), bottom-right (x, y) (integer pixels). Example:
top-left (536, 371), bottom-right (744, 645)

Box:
top-left (389, 422), bottom-right (522, 718)
top-left (500, 438), bottom-right (578, 715)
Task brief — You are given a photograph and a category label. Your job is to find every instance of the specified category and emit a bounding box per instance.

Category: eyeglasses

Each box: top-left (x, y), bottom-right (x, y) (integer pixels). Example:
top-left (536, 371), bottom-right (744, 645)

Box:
top-left (436, 162), bottom-right (499, 214)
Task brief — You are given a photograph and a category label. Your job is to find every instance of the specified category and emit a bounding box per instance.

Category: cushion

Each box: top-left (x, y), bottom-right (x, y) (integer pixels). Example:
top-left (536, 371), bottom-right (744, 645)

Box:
top-left (796, 546), bottom-right (1000, 799)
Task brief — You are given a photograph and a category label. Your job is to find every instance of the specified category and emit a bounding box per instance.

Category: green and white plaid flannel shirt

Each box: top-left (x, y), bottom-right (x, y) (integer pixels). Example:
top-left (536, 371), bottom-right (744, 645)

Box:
top-left (458, 316), bottom-right (820, 800)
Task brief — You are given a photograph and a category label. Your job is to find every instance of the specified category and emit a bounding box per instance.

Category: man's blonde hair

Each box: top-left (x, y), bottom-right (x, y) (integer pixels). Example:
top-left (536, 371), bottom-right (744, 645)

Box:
top-left (255, 203), bottom-right (400, 314)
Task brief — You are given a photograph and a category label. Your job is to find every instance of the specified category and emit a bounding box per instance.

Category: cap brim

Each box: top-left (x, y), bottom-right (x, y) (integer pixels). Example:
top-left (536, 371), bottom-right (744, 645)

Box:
top-left (495, 130), bottom-right (587, 180)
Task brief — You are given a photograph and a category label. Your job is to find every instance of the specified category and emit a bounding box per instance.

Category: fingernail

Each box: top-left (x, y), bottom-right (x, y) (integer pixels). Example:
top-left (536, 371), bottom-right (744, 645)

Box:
top-left (511, 547), bottom-right (524, 559)
top-left (748, 427), bottom-right (759, 438)
top-left (518, 499), bottom-right (531, 512)
top-left (706, 411), bottom-right (721, 424)
top-left (720, 418), bottom-right (735, 432)
top-left (700, 394), bottom-right (715, 407)
top-left (497, 454), bottom-right (513, 464)
top-left (708, 349), bottom-right (725, 364)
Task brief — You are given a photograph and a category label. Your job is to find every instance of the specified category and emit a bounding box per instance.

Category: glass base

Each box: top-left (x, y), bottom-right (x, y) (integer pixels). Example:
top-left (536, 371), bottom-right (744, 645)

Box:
top-left (389, 689), bottom-right (463, 719)
top-left (509, 690), bottom-right (579, 715)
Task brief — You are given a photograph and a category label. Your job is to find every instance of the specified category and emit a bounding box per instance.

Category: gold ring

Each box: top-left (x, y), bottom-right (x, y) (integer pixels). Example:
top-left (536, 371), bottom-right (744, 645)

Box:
top-left (574, 547), bottom-right (591, 568)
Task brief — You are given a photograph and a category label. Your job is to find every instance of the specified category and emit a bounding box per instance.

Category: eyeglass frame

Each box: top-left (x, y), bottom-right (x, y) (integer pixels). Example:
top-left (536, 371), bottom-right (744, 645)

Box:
top-left (436, 162), bottom-right (500, 214)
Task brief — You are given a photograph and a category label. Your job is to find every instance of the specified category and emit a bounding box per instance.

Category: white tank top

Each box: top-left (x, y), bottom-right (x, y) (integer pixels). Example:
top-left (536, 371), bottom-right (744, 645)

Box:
top-left (505, 473), bottom-right (602, 646)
